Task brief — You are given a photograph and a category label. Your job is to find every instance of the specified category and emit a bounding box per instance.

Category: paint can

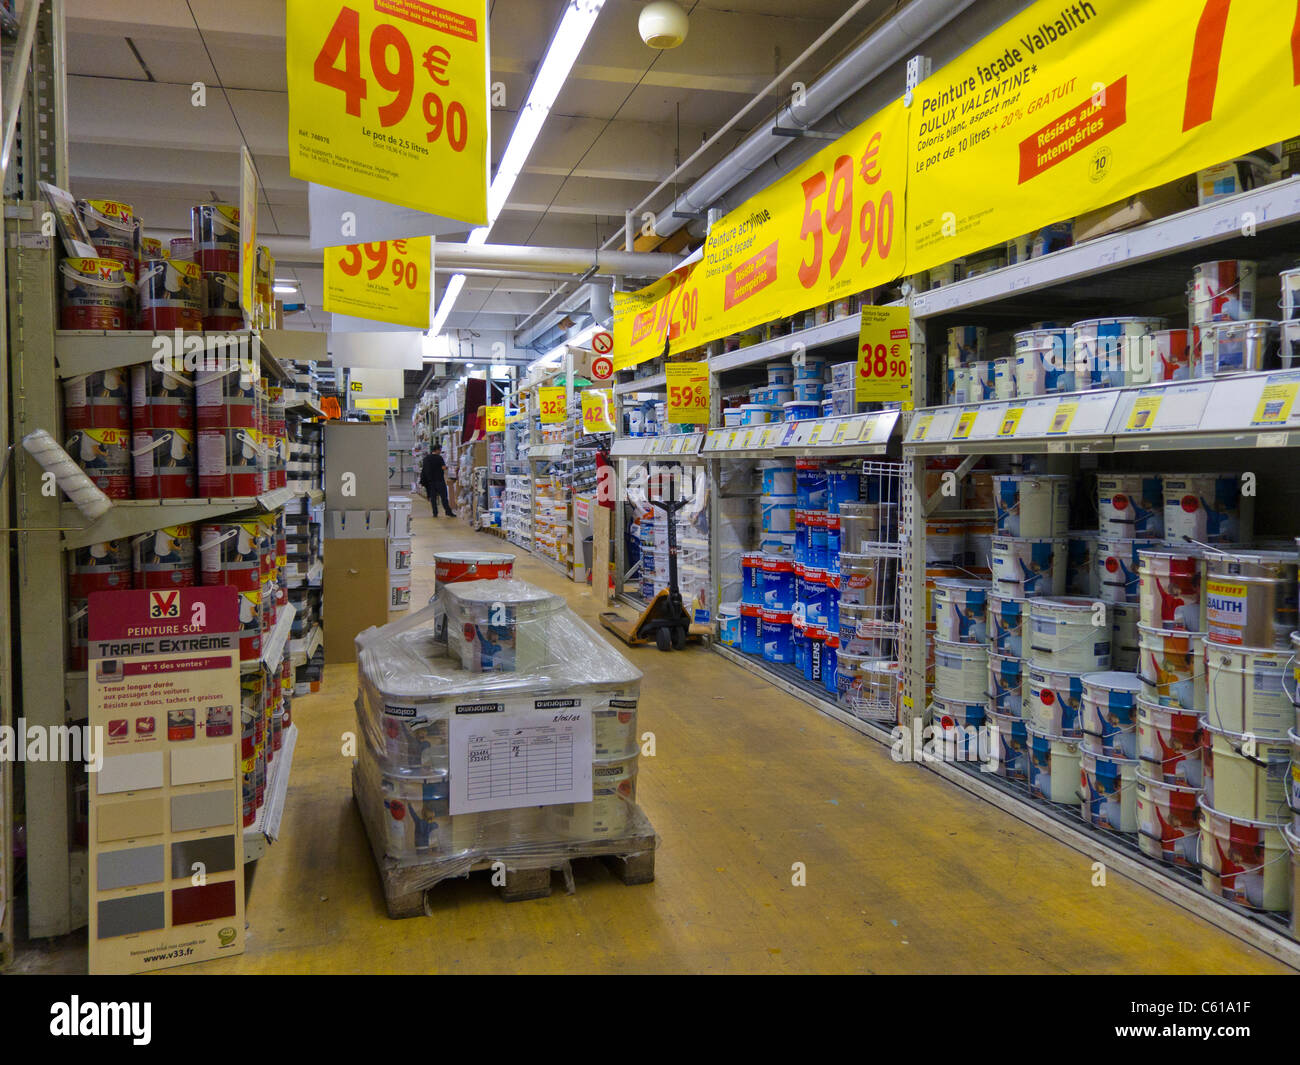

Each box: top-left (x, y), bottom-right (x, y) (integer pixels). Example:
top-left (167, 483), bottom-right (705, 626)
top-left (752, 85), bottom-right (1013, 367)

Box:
top-left (1080, 739), bottom-right (1140, 832)
top-left (1282, 320), bottom-right (1300, 370)
top-left (1189, 259), bottom-right (1257, 324)
top-left (761, 608), bottom-right (794, 664)
top-left (592, 699), bottom-right (639, 760)
top-left (136, 257), bottom-right (203, 331)
top-left (130, 365), bottom-right (193, 429)
top-left (237, 588), bottom-right (262, 661)
top-left (1073, 317), bottom-right (1165, 388)
top-left (741, 553), bottom-right (763, 606)
top-left (948, 365), bottom-right (977, 404)
top-left (840, 504), bottom-right (897, 553)
top-left (432, 551), bottom-right (515, 587)
top-left (76, 199), bottom-right (136, 279)
top-left (783, 400), bottom-right (820, 422)
top-left (991, 536), bottom-right (1066, 598)
top-left (766, 360), bottom-right (794, 385)
top-left (988, 651), bottom-right (1024, 715)
top-left (992, 357), bottom-right (1017, 400)
top-left (1162, 473), bottom-right (1247, 545)
top-left (1137, 696), bottom-right (1203, 785)
top-left (933, 638), bottom-right (988, 703)
top-left (67, 427), bottom-right (131, 498)
top-left (1202, 722), bottom-right (1291, 822)
top-left (1027, 725), bottom-right (1083, 804)
top-left (988, 710), bottom-right (1029, 780)
top-left (1199, 319), bottom-right (1281, 375)
top-left (1136, 772), bottom-right (1202, 867)
top-left (760, 461), bottom-right (796, 496)
top-left (1097, 474), bottom-right (1164, 538)
top-left (987, 592), bottom-right (1026, 657)
top-left (240, 671), bottom-right (263, 759)
top-left (760, 556), bottom-right (796, 610)
top-left (1138, 547), bottom-right (1206, 632)
top-left (739, 603), bottom-right (762, 655)
top-left (199, 520), bottom-right (263, 590)
top-left (1081, 672), bottom-right (1141, 758)
top-left (1110, 601), bottom-right (1142, 671)
top-left (1198, 799), bottom-right (1291, 912)
top-left (192, 203), bottom-right (240, 272)
top-left (198, 270), bottom-right (241, 331)
top-left (198, 427), bottom-right (261, 496)
top-left (132, 427), bottom-right (196, 499)
top-left (547, 758), bottom-right (638, 841)
top-left (992, 474), bottom-right (1069, 537)
top-left (948, 326), bottom-right (986, 364)
top-left (932, 579), bottom-right (988, 643)
top-left (64, 370), bottom-right (131, 430)
top-left (68, 539), bottom-right (132, 599)
top-left (387, 495), bottom-right (411, 538)
top-left (389, 572), bottom-right (412, 612)
top-left (792, 380), bottom-right (824, 402)
top-left (1204, 551), bottom-right (1298, 649)
top-left (1205, 644), bottom-right (1293, 737)
top-left (1096, 537), bottom-right (1155, 604)
top-left (196, 367), bottom-right (257, 429)
top-left (1026, 596), bottom-right (1110, 672)
top-left (445, 582), bottom-right (558, 674)
top-left (837, 553), bottom-right (897, 611)
top-left (931, 697), bottom-right (987, 761)
top-left (1137, 623), bottom-right (1206, 711)
top-left (1149, 329), bottom-right (1194, 382)
top-left (795, 462), bottom-right (828, 509)
top-left (59, 256), bottom-right (132, 330)
top-left (823, 512), bottom-right (841, 565)
top-left (388, 537), bottom-right (412, 573)
top-left (1067, 531), bottom-right (1099, 596)
top-left (1027, 665), bottom-right (1086, 737)
top-left (796, 566), bottom-right (830, 627)
top-left (825, 469), bottom-right (860, 512)
top-left (1014, 328), bottom-right (1075, 396)
top-left (131, 525), bottom-right (196, 589)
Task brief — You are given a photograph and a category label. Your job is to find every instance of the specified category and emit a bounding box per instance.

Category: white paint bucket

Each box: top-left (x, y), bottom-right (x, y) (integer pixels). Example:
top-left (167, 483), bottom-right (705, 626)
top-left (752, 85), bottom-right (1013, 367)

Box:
top-left (838, 554), bottom-right (897, 611)
top-left (1149, 329), bottom-right (1194, 382)
top-left (992, 474), bottom-right (1069, 538)
top-left (1189, 259), bottom-right (1257, 324)
top-left (1203, 722), bottom-right (1291, 822)
top-left (933, 638), bottom-right (988, 703)
top-left (1137, 772), bottom-right (1202, 867)
top-left (932, 579), bottom-right (988, 643)
top-left (1081, 671), bottom-right (1141, 758)
top-left (760, 461), bottom-right (796, 496)
top-left (1080, 739), bottom-right (1140, 832)
top-left (1138, 548), bottom-right (1206, 632)
top-left (1137, 696), bottom-right (1204, 786)
top-left (1097, 474), bottom-right (1164, 539)
top-left (993, 357), bottom-right (1017, 400)
top-left (1111, 602), bottom-right (1141, 672)
top-left (1073, 317), bottom-right (1164, 388)
top-left (546, 758), bottom-right (637, 840)
top-left (1281, 267), bottom-right (1300, 320)
top-left (1027, 665), bottom-right (1086, 737)
top-left (388, 573), bottom-right (411, 611)
top-left (594, 701), bottom-right (639, 759)
top-left (1027, 725), bottom-right (1082, 804)
top-left (1162, 473), bottom-right (1248, 545)
top-left (389, 537), bottom-right (412, 573)
top-left (388, 496), bottom-right (412, 538)
top-left (1026, 597), bottom-right (1110, 672)
top-left (988, 651), bottom-right (1024, 716)
top-left (991, 536), bottom-right (1066, 598)
top-left (1067, 532), bottom-right (1099, 596)
top-left (1205, 644), bottom-right (1292, 737)
top-left (1137, 623), bottom-right (1207, 711)
top-left (1198, 799), bottom-right (1291, 912)
top-left (1014, 329), bottom-right (1075, 396)
top-left (988, 709), bottom-right (1029, 780)
top-left (948, 326), bottom-right (986, 364)
top-left (761, 497), bottom-right (797, 534)
top-left (1097, 537), bottom-right (1157, 604)
top-left (987, 592), bottom-right (1027, 657)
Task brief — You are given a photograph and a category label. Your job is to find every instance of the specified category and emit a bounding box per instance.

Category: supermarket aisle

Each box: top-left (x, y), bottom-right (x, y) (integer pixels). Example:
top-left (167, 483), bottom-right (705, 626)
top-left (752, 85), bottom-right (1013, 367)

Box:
top-left (201, 512), bottom-right (1289, 975)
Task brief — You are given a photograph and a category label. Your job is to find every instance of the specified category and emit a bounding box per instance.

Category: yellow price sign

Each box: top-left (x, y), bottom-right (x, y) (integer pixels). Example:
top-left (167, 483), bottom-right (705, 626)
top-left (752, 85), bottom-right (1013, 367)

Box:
top-left (952, 411), bottom-right (977, 439)
top-left (286, 0), bottom-right (488, 225)
top-left (483, 405), bottom-right (504, 433)
top-left (324, 237), bottom-right (432, 328)
top-left (912, 415), bottom-right (934, 441)
top-left (1252, 382), bottom-right (1299, 425)
top-left (1047, 402), bottom-right (1079, 435)
top-left (1126, 395), bottom-right (1162, 432)
top-left (997, 407), bottom-right (1024, 437)
top-left (666, 362), bottom-right (709, 424)
top-left (856, 305), bottom-right (911, 403)
top-left (539, 386), bottom-right (566, 425)
top-left (831, 421), bottom-right (851, 445)
top-left (239, 148), bottom-right (258, 326)
top-left (580, 390), bottom-right (614, 434)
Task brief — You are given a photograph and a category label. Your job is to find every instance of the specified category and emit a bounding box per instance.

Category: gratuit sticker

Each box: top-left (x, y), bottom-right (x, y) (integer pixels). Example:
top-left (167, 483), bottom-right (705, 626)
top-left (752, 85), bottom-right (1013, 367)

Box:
top-left (1125, 395), bottom-right (1162, 432)
top-left (1251, 381), bottom-right (1299, 426)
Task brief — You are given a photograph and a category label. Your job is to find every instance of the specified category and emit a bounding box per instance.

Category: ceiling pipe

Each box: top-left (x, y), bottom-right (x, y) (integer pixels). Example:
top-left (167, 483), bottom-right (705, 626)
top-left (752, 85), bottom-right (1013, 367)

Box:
top-left (648, 0), bottom-right (982, 242)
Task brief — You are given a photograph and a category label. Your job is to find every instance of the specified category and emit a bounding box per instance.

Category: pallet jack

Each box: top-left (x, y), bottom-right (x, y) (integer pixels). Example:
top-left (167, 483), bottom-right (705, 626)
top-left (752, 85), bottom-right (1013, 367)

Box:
top-left (600, 461), bottom-right (710, 651)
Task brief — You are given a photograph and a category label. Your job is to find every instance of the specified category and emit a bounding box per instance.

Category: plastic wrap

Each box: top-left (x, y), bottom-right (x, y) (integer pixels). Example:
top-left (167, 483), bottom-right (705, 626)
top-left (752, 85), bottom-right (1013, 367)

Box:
top-left (353, 579), bottom-right (645, 877)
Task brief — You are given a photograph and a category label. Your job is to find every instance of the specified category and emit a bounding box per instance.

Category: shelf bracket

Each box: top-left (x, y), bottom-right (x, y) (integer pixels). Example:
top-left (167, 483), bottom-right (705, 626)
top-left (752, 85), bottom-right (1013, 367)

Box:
top-left (771, 125), bottom-right (839, 141)
top-left (924, 453), bottom-right (980, 516)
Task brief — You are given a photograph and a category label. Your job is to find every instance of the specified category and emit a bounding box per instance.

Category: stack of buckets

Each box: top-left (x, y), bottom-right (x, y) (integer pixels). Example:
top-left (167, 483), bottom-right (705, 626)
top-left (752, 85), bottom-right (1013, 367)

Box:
top-left (388, 496), bottom-right (413, 612)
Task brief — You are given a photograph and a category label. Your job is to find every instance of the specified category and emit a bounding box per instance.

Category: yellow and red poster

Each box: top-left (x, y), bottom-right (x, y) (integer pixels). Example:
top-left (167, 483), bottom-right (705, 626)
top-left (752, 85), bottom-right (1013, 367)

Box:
top-left (665, 362), bottom-right (709, 424)
top-left (286, 0), bottom-right (489, 226)
top-left (538, 386), bottom-right (566, 424)
top-left (581, 390), bottom-right (615, 434)
top-left (483, 405), bottom-right (505, 433)
top-left (907, 0), bottom-right (1300, 272)
top-left (856, 306), bottom-right (911, 404)
top-left (324, 237), bottom-right (432, 328)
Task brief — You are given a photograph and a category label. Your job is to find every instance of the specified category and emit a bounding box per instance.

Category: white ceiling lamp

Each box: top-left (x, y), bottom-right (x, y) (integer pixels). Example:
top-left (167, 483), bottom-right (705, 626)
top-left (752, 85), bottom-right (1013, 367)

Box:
top-left (639, 1), bottom-right (688, 49)
top-left (429, 0), bottom-right (606, 339)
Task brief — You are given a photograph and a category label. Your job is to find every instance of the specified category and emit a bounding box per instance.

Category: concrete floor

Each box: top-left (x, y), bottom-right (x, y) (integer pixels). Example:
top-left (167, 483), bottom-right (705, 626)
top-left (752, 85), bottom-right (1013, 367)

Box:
top-left (17, 508), bottom-right (1295, 974)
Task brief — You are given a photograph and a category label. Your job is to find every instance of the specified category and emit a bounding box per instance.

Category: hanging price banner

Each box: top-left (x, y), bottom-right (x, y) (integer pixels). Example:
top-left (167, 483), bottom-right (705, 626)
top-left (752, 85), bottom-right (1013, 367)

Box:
top-left (483, 405), bottom-right (504, 433)
top-left (856, 306), bottom-right (911, 404)
top-left (286, 0), bottom-right (488, 226)
top-left (581, 390), bottom-right (615, 434)
top-left (239, 148), bottom-right (258, 326)
top-left (538, 386), bottom-right (566, 425)
top-left (665, 362), bottom-right (709, 424)
top-left (324, 237), bottom-right (432, 328)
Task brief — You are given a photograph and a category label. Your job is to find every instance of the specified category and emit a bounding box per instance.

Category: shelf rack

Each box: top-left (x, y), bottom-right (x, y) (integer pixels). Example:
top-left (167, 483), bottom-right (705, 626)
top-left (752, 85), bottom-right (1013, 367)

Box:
top-left (244, 724), bottom-right (298, 863)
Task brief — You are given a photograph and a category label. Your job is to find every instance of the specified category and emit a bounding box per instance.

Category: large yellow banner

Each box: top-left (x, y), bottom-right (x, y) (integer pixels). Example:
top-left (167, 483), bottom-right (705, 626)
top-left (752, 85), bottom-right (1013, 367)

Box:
top-left (324, 237), bottom-right (432, 327)
top-left (286, 0), bottom-right (488, 225)
top-left (615, 101), bottom-right (908, 369)
top-left (907, 0), bottom-right (1300, 273)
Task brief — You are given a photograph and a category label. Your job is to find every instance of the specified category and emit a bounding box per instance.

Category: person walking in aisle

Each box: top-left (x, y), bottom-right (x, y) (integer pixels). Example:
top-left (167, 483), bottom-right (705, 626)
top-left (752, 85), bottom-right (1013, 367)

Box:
top-left (420, 444), bottom-right (455, 517)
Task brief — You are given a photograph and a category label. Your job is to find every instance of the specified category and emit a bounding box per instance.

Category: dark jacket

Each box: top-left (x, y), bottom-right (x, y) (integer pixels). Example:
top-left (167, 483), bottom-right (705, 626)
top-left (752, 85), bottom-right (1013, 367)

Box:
top-left (421, 453), bottom-right (447, 486)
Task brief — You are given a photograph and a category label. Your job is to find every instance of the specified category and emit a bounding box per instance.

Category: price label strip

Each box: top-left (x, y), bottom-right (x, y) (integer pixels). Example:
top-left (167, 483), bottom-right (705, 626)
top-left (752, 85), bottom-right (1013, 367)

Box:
top-left (911, 414), bottom-right (934, 442)
top-left (1252, 381), bottom-right (1300, 426)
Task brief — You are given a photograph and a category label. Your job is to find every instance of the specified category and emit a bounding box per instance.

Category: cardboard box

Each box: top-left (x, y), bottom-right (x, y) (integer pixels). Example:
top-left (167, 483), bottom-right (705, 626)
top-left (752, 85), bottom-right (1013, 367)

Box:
top-left (1073, 176), bottom-right (1197, 243)
top-left (323, 538), bottom-right (391, 664)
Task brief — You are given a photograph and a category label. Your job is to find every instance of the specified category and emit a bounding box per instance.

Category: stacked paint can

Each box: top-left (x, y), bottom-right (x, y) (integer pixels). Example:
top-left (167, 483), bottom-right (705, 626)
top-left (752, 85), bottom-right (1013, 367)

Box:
top-left (130, 365), bottom-right (195, 498)
top-left (932, 577), bottom-right (988, 754)
top-left (388, 495), bottom-right (412, 612)
top-left (59, 256), bottom-right (133, 330)
top-left (197, 364), bottom-right (259, 496)
top-left (136, 257), bottom-right (203, 331)
top-left (267, 386), bottom-right (288, 491)
top-left (64, 369), bottom-right (132, 499)
top-left (945, 326), bottom-right (989, 404)
top-left (67, 540), bottom-right (132, 669)
top-left (198, 518), bottom-right (264, 662)
top-left (77, 199), bottom-right (137, 283)
top-left (131, 525), bottom-right (196, 590)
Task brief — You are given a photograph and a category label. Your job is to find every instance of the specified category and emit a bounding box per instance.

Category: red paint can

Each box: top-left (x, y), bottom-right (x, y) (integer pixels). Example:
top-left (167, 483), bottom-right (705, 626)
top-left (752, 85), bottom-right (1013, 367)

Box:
top-left (59, 257), bottom-right (132, 330)
top-left (67, 426), bottom-right (132, 498)
top-left (64, 369), bottom-right (131, 430)
top-left (131, 525), bottom-right (197, 589)
top-left (131, 365), bottom-right (193, 429)
top-left (433, 551), bottom-right (516, 585)
top-left (196, 367), bottom-right (256, 428)
top-left (132, 427), bottom-right (196, 499)
top-left (69, 539), bottom-right (132, 598)
top-left (198, 427), bottom-right (261, 496)
top-left (136, 257), bottom-right (203, 331)
top-left (192, 204), bottom-right (240, 273)
top-left (203, 270), bottom-right (243, 330)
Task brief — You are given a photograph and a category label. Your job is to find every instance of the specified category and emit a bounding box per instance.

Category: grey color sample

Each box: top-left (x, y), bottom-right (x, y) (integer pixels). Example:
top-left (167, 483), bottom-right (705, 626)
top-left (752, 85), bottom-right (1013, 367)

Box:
top-left (97, 893), bottom-right (165, 939)
top-left (96, 845), bottom-right (165, 891)
top-left (170, 790), bottom-right (233, 832)
top-left (170, 835), bottom-right (236, 880)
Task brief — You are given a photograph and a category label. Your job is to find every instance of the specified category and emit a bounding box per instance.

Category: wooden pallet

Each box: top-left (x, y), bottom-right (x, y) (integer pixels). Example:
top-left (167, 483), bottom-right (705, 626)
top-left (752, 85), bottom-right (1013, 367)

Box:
top-left (352, 766), bottom-right (658, 918)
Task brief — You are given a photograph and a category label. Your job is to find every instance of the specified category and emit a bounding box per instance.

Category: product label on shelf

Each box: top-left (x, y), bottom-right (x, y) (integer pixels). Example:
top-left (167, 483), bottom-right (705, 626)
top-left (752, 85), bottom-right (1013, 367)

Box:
top-left (448, 709), bottom-right (593, 815)
top-left (286, 0), bottom-right (488, 225)
top-left (1251, 378), bottom-right (1300, 426)
top-left (666, 362), bottom-right (709, 424)
top-left (539, 386), bottom-right (566, 425)
top-left (996, 406), bottom-right (1024, 437)
top-left (1117, 382), bottom-right (1212, 435)
top-left (910, 414), bottom-right (935, 442)
top-left (856, 305), bottom-right (912, 404)
top-left (483, 406), bottom-right (505, 433)
top-left (323, 237), bottom-right (432, 328)
top-left (951, 410), bottom-right (977, 440)
top-left (581, 390), bottom-right (615, 434)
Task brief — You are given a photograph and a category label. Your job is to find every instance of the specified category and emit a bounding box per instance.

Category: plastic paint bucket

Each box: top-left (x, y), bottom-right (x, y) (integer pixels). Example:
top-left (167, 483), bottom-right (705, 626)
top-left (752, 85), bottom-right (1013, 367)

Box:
top-left (388, 572), bottom-right (411, 612)
top-left (1027, 726), bottom-right (1083, 804)
top-left (718, 604), bottom-right (741, 647)
top-left (932, 579), bottom-right (988, 643)
top-left (63, 370), bottom-right (131, 430)
top-left (932, 698), bottom-right (987, 761)
top-left (988, 651), bottom-right (1024, 715)
top-left (798, 567), bottom-right (831, 627)
top-left (1097, 474), bottom-right (1164, 539)
top-left (67, 427), bottom-right (131, 498)
top-left (948, 326), bottom-right (986, 364)
top-left (792, 381), bottom-right (824, 402)
top-left (795, 463), bottom-right (828, 509)
top-left (783, 400), bottom-right (820, 422)
top-left (1198, 799), bottom-right (1291, 912)
top-left (547, 758), bottom-right (637, 840)
top-left (1111, 601), bottom-right (1141, 672)
top-left (1137, 623), bottom-right (1206, 711)
top-left (1027, 665), bottom-right (1086, 737)
top-left (388, 495), bottom-right (412, 538)
top-left (1073, 317), bottom-right (1164, 388)
top-left (1080, 739), bottom-right (1140, 832)
top-left (1205, 644), bottom-right (1292, 737)
top-left (741, 553), bottom-right (764, 606)
top-left (1138, 548), bottom-right (1206, 632)
top-left (825, 469), bottom-right (860, 512)
top-left (760, 555), bottom-right (796, 609)
top-left (137, 257), bottom-right (203, 331)
top-left (1163, 473), bottom-right (1247, 545)
top-left (1014, 328), bottom-right (1075, 396)
top-left (822, 637), bottom-right (839, 694)
top-left (987, 592), bottom-right (1026, 657)
top-left (1026, 596), bottom-right (1110, 672)
top-left (60, 256), bottom-right (132, 330)
top-left (740, 404), bottom-right (779, 425)
top-left (1081, 672), bottom-right (1141, 758)
top-left (389, 537), bottom-right (413, 573)
top-left (767, 360), bottom-right (794, 385)
top-left (760, 461), bottom-right (796, 496)
top-left (794, 357), bottom-right (826, 382)
top-left (1137, 772), bottom-right (1202, 866)
top-left (131, 525), bottom-right (196, 590)
top-left (446, 584), bottom-right (556, 674)
top-left (1150, 329), bottom-right (1194, 382)
top-left (992, 357), bottom-right (1017, 400)
top-left (761, 608), bottom-right (794, 664)
top-left (1200, 319), bottom-right (1281, 375)
top-left (838, 553), bottom-right (897, 611)
top-left (1096, 537), bottom-right (1155, 604)
top-left (989, 709), bottom-right (1029, 780)
top-left (740, 604), bottom-right (762, 654)
top-left (1203, 722), bottom-right (1291, 822)
top-left (992, 474), bottom-right (1069, 537)
top-left (192, 203), bottom-right (241, 272)
top-left (991, 536), bottom-right (1066, 598)
top-left (1189, 259), bottom-right (1256, 324)
top-left (433, 551), bottom-right (515, 586)
top-left (1137, 696), bottom-right (1204, 785)
top-left (722, 407), bottom-right (743, 428)
top-left (824, 513), bottom-right (841, 565)
top-left (769, 386), bottom-right (795, 406)
top-left (934, 638), bottom-right (988, 703)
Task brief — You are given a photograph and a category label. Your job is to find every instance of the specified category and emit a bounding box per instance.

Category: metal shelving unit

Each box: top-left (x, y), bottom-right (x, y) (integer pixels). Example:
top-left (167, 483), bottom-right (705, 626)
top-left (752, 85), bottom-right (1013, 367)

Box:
top-left (244, 724), bottom-right (297, 864)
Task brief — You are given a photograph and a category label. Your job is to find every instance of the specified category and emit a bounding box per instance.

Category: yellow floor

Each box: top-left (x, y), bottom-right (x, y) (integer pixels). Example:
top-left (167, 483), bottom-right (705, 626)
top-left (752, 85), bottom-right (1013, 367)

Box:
top-left (18, 508), bottom-right (1294, 974)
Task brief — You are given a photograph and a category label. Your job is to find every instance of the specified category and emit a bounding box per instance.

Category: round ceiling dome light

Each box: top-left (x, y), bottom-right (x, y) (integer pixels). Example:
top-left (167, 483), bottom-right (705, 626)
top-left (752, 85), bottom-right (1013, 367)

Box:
top-left (639, 1), bottom-right (689, 49)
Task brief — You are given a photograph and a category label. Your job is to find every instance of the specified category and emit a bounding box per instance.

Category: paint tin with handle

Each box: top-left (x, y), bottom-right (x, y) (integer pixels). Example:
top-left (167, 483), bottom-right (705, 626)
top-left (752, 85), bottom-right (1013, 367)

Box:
top-left (1097, 537), bottom-right (1157, 604)
top-left (932, 579), bottom-right (988, 643)
top-left (1080, 739), bottom-right (1140, 833)
top-left (1162, 474), bottom-right (1248, 545)
top-left (993, 474), bottom-right (1069, 538)
top-left (1111, 602), bottom-right (1141, 671)
top-left (1149, 329), bottom-right (1194, 381)
top-left (1189, 260), bottom-right (1256, 324)
top-left (59, 256), bottom-right (132, 330)
top-left (1204, 551), bottom-right (1298, 649)
top-left (132, 427), bottom-right (196, 499)
top-left (1197, 799), bottom-right (1291, 912)
top-left (1027, 725), bottom-right (1082, 804)
top-left (64, 369), bottom-right (131, 430)
top-left (1081, 671), bottom-right (1141, 758)
top-left (1202, 722), bottom-right (1291, 823)
top-left (1205, 644), bottom-right (1293, 737)
top-left (76, 199), bottom-right (136, 279)
top-left (137, 257), bottom-right (203, 331)
top-left (67, 427), bottom-right (131, 498)
top-left (1137, 623), bottom-right (1206, 711)
top-left (1027, 665), bottom-right (1086, 737)
top-left (131, 525), bottom-right (196, 589)
top-left (989, 709), bottom-right (1029, 780)
top-left (987, 592), bottom-right (1026, 657)
top-left (1136, 772), bottom-right (1202, 867)
top-left (934, 639), bottom-right (988, 703)
top-left (991, 536), bottom-right (1066, 598)
top-left (1137, 696), bottom-right (1203, 785)
top-left (192, 203), bottom-right (240, 272)
top-left (1138, 548), bottom-right (1206, 632)
top-left (1097, 474), bottom-right (1164, 539)
top-left (1199, 319), bottom-right (1280, 375)
top-left (988, 650), bottom-right (1024, 715)
top-left (1026, 597), bottom-right (1109, 672)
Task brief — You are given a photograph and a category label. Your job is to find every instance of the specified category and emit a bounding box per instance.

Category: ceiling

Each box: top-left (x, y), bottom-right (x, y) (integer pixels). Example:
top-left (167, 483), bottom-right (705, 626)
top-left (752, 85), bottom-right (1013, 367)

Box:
top-left (63, 0), bottom-right (895, 351)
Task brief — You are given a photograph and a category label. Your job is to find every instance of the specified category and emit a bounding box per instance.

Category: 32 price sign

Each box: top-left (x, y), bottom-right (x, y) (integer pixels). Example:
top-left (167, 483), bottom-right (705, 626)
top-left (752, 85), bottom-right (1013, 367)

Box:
top-left (539, 387), bottom-right (566, 425)
top-left (287, 0), bottom-right (488, 225)
top-left (856, 306), bottom-right (911, 404)
top-left (324, 236), bottom-right (432, 328)
top-left (666, 362), bottom-right (710, 425)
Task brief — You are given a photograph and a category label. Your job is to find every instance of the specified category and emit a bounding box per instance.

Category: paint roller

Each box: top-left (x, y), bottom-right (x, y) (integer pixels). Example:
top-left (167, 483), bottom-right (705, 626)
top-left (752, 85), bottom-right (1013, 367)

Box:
top-left (20, 428), bottom-right (113, 520)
